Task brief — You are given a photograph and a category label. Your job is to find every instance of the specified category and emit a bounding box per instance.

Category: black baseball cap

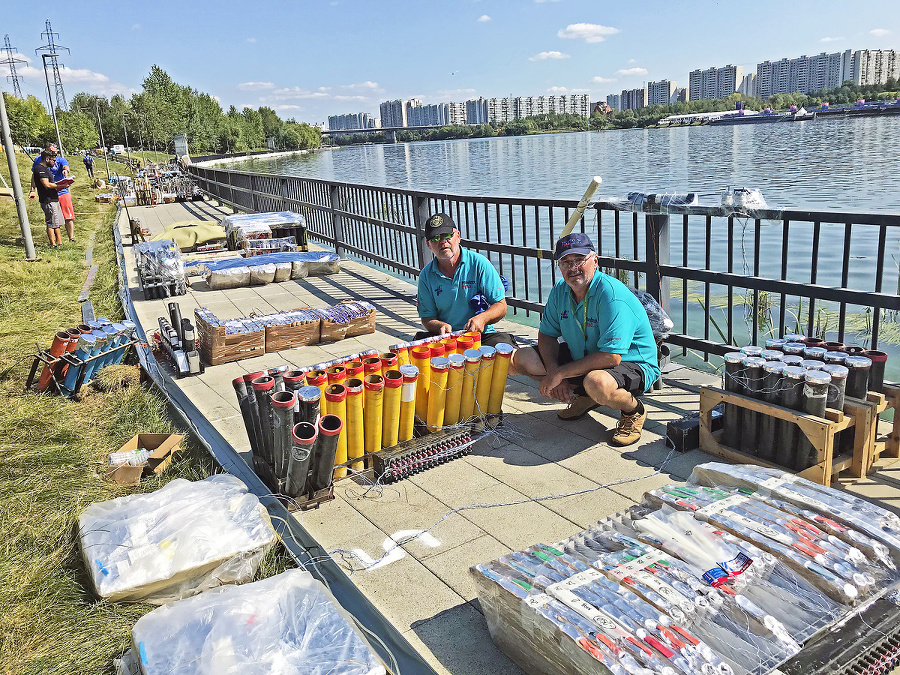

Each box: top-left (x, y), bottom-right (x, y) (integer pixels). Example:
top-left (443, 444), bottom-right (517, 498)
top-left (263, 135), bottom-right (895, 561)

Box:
top-left (554, 232), bottom-right (596, 260)
top-left (425, 213), bottom-right (456, 238)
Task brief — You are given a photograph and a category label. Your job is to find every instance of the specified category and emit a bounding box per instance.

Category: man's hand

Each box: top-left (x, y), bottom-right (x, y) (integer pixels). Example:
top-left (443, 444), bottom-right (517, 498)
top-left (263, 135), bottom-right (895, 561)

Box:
top-left (540, 369), bottom-right (569, 400)
top-left (438, 322), bottom-right (453, 335)
top-left (465, 314), bottom-right (487, 334)
top-left (29, 189), bottom-right (35, 200)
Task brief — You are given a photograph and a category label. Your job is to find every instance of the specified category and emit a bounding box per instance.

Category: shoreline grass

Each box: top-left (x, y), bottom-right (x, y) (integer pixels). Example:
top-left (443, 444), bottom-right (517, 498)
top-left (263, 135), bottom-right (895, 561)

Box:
top-left (0, 150), bottom-right (285, 674)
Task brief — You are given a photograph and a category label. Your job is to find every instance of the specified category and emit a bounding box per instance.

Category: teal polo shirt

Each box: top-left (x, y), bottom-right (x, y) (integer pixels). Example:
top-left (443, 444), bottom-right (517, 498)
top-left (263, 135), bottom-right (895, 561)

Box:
top-left (539, 271), bottom-right (660, 392)
top-left (417, 248), bottom-right (506, 333)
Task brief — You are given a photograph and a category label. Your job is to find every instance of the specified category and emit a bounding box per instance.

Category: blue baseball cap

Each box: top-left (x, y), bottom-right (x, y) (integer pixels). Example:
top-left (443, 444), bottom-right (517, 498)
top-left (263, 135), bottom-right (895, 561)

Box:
top-left (554, 233), bottom-right (595, 260)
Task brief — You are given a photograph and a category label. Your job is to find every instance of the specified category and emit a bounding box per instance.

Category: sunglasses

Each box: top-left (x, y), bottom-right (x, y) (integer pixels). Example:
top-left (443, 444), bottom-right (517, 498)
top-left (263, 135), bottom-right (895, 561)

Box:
top-left (428, 232), bottom-right (454, 243)
top-left (557, 254), bottom-right (594, 272)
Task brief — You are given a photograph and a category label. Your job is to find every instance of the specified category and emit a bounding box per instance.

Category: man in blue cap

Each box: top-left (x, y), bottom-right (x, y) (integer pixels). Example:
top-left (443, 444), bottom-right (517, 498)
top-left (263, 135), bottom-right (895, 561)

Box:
top-left (416, 212), bottom-right (516, 347)
top-left (511, 232), bottom-right (660, 446)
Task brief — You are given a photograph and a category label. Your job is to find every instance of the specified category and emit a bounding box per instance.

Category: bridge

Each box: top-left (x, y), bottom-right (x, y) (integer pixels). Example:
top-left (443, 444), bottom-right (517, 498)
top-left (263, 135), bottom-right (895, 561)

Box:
top-left (321, 125), bottom-right (447, 143)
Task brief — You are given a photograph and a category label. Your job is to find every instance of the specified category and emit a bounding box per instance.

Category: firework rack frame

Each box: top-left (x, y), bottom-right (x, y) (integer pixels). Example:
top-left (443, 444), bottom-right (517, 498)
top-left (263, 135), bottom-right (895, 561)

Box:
top-left (698, 384), bottom-right (887, 485)
top-left (870, 383), bottom-right (900, 470)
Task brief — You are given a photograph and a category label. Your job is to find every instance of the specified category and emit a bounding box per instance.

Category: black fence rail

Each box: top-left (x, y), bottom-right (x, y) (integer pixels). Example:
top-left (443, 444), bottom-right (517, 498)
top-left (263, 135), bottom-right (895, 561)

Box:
top-left (189, 164), bottom-right (900, 359)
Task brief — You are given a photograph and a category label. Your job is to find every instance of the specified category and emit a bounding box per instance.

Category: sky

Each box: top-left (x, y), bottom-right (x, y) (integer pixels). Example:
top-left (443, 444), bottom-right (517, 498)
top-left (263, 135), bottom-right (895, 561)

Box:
top-left (3, 0), bottom-right (899, 126)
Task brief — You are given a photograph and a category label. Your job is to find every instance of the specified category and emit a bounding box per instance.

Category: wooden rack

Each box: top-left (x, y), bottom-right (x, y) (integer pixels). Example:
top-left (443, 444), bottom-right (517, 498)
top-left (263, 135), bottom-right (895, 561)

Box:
top-left (869, 384), bottom-right (899, 471)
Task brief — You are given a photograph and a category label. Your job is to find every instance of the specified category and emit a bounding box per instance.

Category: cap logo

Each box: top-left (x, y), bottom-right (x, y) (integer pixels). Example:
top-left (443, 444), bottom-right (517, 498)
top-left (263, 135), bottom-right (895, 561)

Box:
top-left (431, 216), bottom-right (443, 227)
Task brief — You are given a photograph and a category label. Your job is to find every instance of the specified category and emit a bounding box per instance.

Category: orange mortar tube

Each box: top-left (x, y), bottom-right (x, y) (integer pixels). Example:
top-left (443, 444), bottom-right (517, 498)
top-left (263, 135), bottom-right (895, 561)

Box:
top-left (36, 331), bottom-right (73, 392)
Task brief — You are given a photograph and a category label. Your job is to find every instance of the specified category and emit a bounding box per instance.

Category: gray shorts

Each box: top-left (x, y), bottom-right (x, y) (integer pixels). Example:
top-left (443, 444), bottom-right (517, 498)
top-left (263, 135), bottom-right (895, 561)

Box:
top-left (41, 201), bottom-right (63, 230)
top-left (530, 344), bottom-right (646, 397)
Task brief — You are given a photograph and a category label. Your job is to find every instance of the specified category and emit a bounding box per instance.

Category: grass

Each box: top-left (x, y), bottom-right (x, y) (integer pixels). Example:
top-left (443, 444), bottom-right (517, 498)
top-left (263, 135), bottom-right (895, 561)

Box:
top-left (0, 150), bottom-right (287, 674)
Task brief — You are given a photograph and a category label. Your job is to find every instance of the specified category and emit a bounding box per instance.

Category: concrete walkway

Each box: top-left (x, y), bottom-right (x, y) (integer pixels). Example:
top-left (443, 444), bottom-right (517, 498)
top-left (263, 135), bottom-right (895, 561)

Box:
top-left (117, 198), bottom-right (900, 675)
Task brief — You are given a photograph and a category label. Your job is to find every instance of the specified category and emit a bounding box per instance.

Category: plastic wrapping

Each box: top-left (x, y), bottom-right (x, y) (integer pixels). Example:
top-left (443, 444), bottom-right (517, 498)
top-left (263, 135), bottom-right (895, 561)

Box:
top-left (249, 263), bottom-right (277, 285)
top-left (134, 240), bottom-right (187, 295)
top-left (274, 262), bottom-right (293, 282)
top-left (219, 211), bottom-right (306, 240)
top-left (206, 266), bottom-right (252, 290)
top-left (79, 475), bottom-right (276, 604)
top-left (606, 192), bottom-right (700, 212)
top-left (242, 236), bottom-right (298, 256)
top-left (129, 568), bottom-right (386, 675)
top-left (629, 287), bottom-right (673, 339)
top-left (291, 260), bottom-right (309, 279)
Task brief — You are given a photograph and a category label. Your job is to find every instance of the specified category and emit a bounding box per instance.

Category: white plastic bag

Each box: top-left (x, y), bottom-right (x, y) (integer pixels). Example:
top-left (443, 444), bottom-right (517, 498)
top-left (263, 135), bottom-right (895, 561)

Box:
top-left (274, 262), bottom-right (293, 283)
top-left (79, 475), bottom-right (276, 604)
top-left (206, 266), bottom-right (250, 290)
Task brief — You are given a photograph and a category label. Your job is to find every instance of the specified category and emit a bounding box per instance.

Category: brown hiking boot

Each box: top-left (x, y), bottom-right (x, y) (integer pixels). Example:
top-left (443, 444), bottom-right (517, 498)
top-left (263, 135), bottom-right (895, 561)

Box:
top-left (611, 407), bottom-right (647, 446)
top-left (557, 394), bottom-right (599, 420)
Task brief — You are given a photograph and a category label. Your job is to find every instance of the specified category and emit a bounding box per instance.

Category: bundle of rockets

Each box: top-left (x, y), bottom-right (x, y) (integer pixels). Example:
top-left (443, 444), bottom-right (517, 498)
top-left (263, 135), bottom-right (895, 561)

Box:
top-left (232, 330), bottom-right (515, 501)
top-left (473, 461), bottom-right (900, 675)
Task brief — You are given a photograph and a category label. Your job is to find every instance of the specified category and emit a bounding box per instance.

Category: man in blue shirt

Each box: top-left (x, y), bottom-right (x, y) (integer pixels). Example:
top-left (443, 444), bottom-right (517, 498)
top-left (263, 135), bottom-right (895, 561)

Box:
top-left (29, 144), bottom-right (75, 242)
top-left (416, 213), bottom-right (515, 348)
top-left (511, 233), bottom-right (660, 446)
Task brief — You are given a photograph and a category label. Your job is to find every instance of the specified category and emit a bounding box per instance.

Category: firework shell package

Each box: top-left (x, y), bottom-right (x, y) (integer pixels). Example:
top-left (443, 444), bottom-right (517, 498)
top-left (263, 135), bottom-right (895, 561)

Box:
top-left (79, 475), bottom-right (276, 604)
top-left (128, 569), bottom-right (387, 675)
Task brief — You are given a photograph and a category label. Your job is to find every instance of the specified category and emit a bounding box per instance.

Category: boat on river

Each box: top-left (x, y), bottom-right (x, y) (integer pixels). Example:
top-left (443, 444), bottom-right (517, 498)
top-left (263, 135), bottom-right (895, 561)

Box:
top-left (709, 107), bottom-right (816, 125)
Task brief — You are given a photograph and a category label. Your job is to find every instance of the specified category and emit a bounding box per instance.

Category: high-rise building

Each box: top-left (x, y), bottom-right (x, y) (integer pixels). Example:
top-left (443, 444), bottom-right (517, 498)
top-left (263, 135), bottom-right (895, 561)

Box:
top-left (647, 79), bottom-right (677, 106)
top-left (379, 99), bottom-right (407, 128)
top-left (606, 93), bottom-right (621, 111)
top-left (449, 102), bottom-right (467, 125)
top-left (621, 88), bottom-right (646, 111)
top-left (466, 98), bottom-right (489, 124)
top-left (327, 112), bottom-right (376, 131)
top-left (737, 74), bottom-right (756, 98)
top-left (850, 49), bottom-right (900, 86)
top-left (751, 50), bottom-right (896, 97)
top-left (688, 65), bottom-right (743, 101)
top-left (673, 88), bottom-right (687, 103)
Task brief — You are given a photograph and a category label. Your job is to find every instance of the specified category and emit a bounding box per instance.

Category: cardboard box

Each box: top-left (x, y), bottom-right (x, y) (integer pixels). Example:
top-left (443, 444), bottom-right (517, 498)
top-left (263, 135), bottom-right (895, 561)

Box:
top-left (106, 433), bottom-right (184, 486)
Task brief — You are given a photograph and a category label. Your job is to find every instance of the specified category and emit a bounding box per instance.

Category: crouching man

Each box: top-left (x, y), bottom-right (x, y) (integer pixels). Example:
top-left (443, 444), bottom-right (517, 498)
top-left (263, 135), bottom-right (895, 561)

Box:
top-left (511, 233), bottom-right (660, 446)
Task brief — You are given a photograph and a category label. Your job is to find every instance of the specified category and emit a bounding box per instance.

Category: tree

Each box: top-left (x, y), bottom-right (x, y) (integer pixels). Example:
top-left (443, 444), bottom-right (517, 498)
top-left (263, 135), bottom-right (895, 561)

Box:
top-left (2, 93), bottom-right (52, 145)
top-left (56, 110), bottom-right (99, 150)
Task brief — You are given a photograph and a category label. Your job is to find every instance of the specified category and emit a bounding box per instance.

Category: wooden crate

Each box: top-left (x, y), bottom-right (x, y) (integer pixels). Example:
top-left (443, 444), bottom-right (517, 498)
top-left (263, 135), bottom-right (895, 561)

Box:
top-left (346, 308), bottom-right (376, 337)
top-left (264, 319), bottom-right (321, 352)
top-left (869, 384), bottom-right (899, 470)
top-left (195, 314), bottom-right (265, 366)
top-left (699, 385), bottom-right (863, 485)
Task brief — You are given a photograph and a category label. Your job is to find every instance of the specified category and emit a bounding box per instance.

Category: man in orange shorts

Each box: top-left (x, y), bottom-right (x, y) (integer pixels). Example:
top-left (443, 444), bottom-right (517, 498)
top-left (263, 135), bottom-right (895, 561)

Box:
top-left (29, 144), bottom-right (75, 242)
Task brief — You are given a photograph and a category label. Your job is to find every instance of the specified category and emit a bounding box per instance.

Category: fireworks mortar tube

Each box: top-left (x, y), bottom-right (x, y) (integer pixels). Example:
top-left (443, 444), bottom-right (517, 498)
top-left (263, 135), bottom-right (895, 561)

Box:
top-left (363, 374), bottom-right (385, 465)
top-left (325, 384), bottom-right (348, 479)
top-left (282, 370), bottom-right (307, 425)
top-left (441, 337), bottom-right (458, 355)
top-left (36, 331), bottom-right (74, 392)
top-left (722, 352), bottom-right (744, 450)
top-left (295, 385), bottom-right (322, 427)
top-left (844, 356), bottom-right (873, 399)
top-left (390, 330), bottom-right (465, 354)
top-left (474, 346), bottom-right (497, 419)
top-left (757, 361), bottom-right (786, 462)
top-left (426, 357), bottom-right (451, 432)
top-left (79, 330), bottom-right (111, 385)
top-left (463, 331), bottom-right (481, 350)
top-left (429, 342), bottom-right (445, 360)
top-left (94, 324), bottom-right (120, 371)
top-left (382, 369), bottom-right (403, 448)
top-left (411, 345), bottom-right (432, 421)
top-left (488, 343), bottom-right (514, 415)
top-left (268, 365), bottom-right (288, 393)
top-left (443, 354), bottom-right (466, 426)
top-left (62, 333), bottom-right (99, 395)
top-left (862, 350), bottom-right (887, 394)
top-left (271, 390), bottom-right (297, 480)
top-left (287, 422), bottom-right (316, 498)
top-left (305, 370), bottom-right (329, 416)
top-left (456, 334), bottom-right (474, 353)
top-left (345, 378), bottom-right (365, 472)
top-left (797, 370), bottom-right (832, 470)
top-left (243, 371), bottom-right (267, 460)
top-left (459, 348), bottom-right (482, 423)
top-left (251, 375), bottom-right (277, 467)
top-left (345, 360), bottom-right (364, 380)
top-left (380, 352), bottom-right (399, 373)
top-left (394, 345), bottom-right (410, 367)
top-left (775, 365), bottom-right (807, 468)
top-left (739, 356), bottom-right (766, 457)
top-left (232, 376), bottom-right (260, 459)
top-left (107, 323), bottom-right (132, 367)
top-left (310, 414), bottom-right (343, 492)
top-left (398, 365), bottom-right (419, 443)
top-left (59, 328), bottom-right (82, 378)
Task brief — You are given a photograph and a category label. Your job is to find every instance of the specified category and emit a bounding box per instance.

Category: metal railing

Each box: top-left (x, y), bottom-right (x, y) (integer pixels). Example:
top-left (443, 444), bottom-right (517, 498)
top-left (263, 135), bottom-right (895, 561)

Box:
top-left (189, 164), bottom-right (900, 359)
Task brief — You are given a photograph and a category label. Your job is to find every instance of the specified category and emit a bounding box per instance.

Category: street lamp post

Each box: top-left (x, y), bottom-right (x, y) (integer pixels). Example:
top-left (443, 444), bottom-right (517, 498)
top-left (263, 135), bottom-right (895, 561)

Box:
top-left (122, 116), bottom-right (132, 167)
top-left (95, 100), bottom-right (111, 180)
top-left (41, 54), bottom-right (63, 155)
top-left (137, 119), bottom-right (146, 166)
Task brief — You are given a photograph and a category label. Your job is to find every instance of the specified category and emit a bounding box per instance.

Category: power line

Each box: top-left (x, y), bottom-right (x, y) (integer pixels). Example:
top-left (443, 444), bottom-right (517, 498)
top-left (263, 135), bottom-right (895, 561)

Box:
top-left (35, 19), bottom-right (69, 111)
top-left (1, 35), bottom-right (26, 99)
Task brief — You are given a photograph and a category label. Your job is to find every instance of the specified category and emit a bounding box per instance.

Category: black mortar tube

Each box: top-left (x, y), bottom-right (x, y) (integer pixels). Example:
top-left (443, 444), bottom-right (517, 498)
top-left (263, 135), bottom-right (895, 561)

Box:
top-left (757, 361), bottom-right (785, 461)
top-left (739, 357), bottom-right (766, 456)
top-left (243, 371), bottom-right (267, 462)
top-left (232, 376), bottom-right (259, 460)
top-left (863, 351), bottom-right (887, 394)
top-left (283, 370), bottom-right (307, 424)
top-left (251, 375), bottom-right (277, 468)
top-left (723, 352), bottom-right (744, 449)
top-left (297, 385), bottom-right (322, 426)
top-left (797, 370), bottom-right (831, 470)
top-left (168, 302), bottom-right (183, 344)
top-left (775, 366), bottom-right (806, 468)
top-left (287, 422), bottom-right (317, 498)
top-left (309, 414), bottom-right (343, 492)
top-left (845, 356), bottom-right (872, 399)
top-left (271, 390), bottom-right (297, 480)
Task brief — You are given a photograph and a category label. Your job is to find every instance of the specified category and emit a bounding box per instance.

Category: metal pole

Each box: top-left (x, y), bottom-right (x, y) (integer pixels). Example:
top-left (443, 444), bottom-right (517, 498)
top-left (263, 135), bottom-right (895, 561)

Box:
top-left (42, 54), bottom-right (63, 155)
top-left (0, 83), bottom-right (37, 260)
top-left (95, 100), bottom-right (110, 180)
top-left (137, 120), bottom-right (146, 166)
top-left (122, 116), bottom-right (132, 167)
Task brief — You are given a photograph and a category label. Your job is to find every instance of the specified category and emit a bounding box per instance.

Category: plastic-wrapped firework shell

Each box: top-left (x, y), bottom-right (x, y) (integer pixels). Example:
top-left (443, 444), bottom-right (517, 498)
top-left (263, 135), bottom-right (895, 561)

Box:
top-left (722, 352), bottom-right (745, 450)
top-left (760, 349), bottom-right (784, 361)
top-left (824, 351), bottom-right (847, 365)
top-left (782, 333), bottom-right (806, 342)
top-left (775, 365), bottom-right (807, 468)
top-left (797, 370), bottom-right (832, 470)
top-left (780, 355), bottom-right (803, 367)
top-left (803, 346), bottom-right (828, 362)
top-left (765, 338), bottom-right (786, 352)
top-left (740, 345), bottom-right (764, 358)
top-left (862, 350), bottom-right (887, 394)
top-left (800, 359), bottom-right (827, 371)
top-left (782, 342), bottom-right (806, 356)
top-left (822, 364), bottom-right (849, 410)
top-left (758, 361), bottom-right (786, 461)
top-left (844, 356), bottom-right (873, 399)
top-left (739, 356), bottom-right (766, 456)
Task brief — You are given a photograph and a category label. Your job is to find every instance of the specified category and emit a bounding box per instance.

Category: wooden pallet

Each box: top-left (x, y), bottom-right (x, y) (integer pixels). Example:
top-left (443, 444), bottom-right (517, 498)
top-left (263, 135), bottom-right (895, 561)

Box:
top-left (870, 384), bottom-right (899, 470)
top-left (699, 385), bottom-right (861, 485)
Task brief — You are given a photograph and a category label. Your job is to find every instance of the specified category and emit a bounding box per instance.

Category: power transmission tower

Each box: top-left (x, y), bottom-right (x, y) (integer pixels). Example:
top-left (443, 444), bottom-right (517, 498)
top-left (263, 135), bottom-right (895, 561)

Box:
top-left (1, 35), bottom-right (26, 99)
top-left (35, 19), bottom-right (69, 111)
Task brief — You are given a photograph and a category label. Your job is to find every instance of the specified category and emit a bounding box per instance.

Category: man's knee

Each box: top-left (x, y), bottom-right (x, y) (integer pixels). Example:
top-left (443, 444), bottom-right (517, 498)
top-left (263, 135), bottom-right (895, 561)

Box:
top-left (582, 369), bottom-right (620, 403)
top-left (512, 347), bottom-right (544, 377)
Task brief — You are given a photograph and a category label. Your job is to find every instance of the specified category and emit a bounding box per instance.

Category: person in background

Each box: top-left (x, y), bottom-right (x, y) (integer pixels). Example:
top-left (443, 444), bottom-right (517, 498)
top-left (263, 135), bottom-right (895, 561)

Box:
top-left (32, 150), bottom-right (63, 249)
top-left (415, 213), bottom-right (516, 349)
top-left (511, 232), bottom-right (660, 446)
top-left (83, 152), bottom-right (94, 179)
top-left (29, 144), bottom-right (75, 242)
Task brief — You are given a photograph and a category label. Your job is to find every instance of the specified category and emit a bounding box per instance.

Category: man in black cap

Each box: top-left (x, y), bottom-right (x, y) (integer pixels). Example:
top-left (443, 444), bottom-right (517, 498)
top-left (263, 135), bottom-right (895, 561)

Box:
top-left (511, 232), bottom-right (660, 446)
top-left (416, 212), bottom-right (515, 347)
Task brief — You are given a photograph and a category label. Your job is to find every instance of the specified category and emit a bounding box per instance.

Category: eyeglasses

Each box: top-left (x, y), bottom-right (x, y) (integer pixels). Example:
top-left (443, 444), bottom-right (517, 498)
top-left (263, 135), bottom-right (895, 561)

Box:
top-left (428, 232), bottom-right (454, 243)
top-left (557, 254), bottom-right (593, 272)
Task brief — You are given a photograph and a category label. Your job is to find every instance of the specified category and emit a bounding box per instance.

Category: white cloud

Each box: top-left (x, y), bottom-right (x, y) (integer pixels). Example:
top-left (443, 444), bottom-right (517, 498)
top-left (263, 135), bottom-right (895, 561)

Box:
top-left (627, 58), bottom-right (637, 64)
top-left (548, 86), bottom-right (589, 94)
top-left (260, 87), bottom-right (330, 102)
top-left (592, 76), bottom-right (616, 83)
top-left (529, 51), bottom-right (569, 61)
top-left (820, 36), bottom-right (844, 43)
top-left (616, 67), bottom-right (647, 76)
top-left (557, 23), bottom-right (619, 43)
top-left (870, 28), bottom-right (890, 37)
top-left (436, 88), bottom-right (476, 101)
top-left (20, 63), bottom-right (134, 97)
top-left (341, 81), bottom-right (382, 92)
top-left (275, 105), bottom-right (303, 111)
top-left (333, 95), bottom-right (368, 101)
top-left (477, 14), bottom-right (491, 22)
top-left (246, 37), bottom-right (257, 43)
top-left (238, 81), bottom-right (275, 91)
top-left (212, 95), bottom-right (220, 103)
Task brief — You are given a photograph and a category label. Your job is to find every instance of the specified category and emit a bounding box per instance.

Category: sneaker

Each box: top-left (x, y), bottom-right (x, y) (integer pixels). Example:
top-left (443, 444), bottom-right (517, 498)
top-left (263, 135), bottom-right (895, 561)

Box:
top-left (69, 237), bottom-right (75, 242)
top-left (557, 394), bottom-right (599, 420)
top-left (611, 407), bottom-right (647, 446)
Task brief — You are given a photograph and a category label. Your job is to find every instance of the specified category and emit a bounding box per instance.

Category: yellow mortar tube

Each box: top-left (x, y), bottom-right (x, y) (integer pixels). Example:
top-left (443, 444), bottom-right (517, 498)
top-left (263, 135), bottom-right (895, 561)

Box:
top-left (463, 331), bottom-right (482, 350)
top-left (382, 369), bottom-right (403, 448)
top-left (395, 345), bottom-right (411, 367)
top-left (488, 343), bottom-right (514, 415)
top-left (380, 352), bottom-right (399, 373)
top-left (363, 356), bottom-right (382, 379)
top-left (474, 345), bottom-right (496, 418)
top-left (426, 357), bottom-right (450, 432)
top-left (398, 365), bottom-right (419, 442)
top-left (325, 384), bottom-right (348, 479)
top-left (459, 348), bottom-right (482, 422)
top-left (444, 353), bottom-right (466, 426)
top-left (411, 345), bottom-right (431, 421)
top-left (345, 378), bottom-right (365, 472)
top-left (306, 370), bottom-right (329, 416)
top-left (363, 374), bottom-right (385, 465)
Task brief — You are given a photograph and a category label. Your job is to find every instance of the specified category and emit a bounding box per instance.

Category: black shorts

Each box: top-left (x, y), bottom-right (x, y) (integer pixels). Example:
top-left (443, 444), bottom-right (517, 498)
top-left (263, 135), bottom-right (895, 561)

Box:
top-left (530, 344), bottom-right (645, 397)
top-left (413, 330), bottom-right (518, 348)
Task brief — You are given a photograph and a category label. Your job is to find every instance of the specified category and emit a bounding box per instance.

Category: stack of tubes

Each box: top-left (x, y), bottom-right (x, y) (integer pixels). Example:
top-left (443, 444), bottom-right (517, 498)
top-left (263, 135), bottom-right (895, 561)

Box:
top-left (231, 332), bottom-right (515, 498)
top-left (722, 335), bottom-right (880, 472)
top-left (36, 318), bottom-right (137, 395)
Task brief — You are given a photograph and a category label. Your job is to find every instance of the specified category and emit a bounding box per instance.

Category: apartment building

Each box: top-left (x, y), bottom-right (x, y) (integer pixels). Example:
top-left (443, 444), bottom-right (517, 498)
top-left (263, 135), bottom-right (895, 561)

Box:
top-left (688, 64), bottom-right (743, 101)
top-left (647, 79), bottom-right (677, 106)
top-left (621, 88), bottom-right (647, 111)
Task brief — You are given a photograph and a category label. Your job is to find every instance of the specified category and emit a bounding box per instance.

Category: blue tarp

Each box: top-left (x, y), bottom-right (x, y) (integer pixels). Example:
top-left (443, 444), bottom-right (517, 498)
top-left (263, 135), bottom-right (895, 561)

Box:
top-left (185, 251), bottom-right (339, 270)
